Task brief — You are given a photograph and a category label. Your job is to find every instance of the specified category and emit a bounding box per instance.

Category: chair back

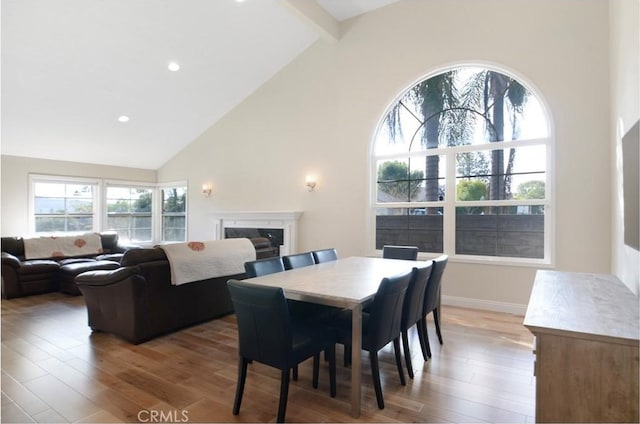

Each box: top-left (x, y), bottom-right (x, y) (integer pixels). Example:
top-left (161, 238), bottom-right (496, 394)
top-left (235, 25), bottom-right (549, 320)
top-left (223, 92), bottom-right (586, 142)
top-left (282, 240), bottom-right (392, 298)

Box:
top-left (402, 263), bottom-right (433, 330)
top-left (365, 270), bottom-right (413, 350)
top-left (382, 245), bottom-right (419, 261)
top-left (244, 257), bottom-right (285, 278)
top-left (312, 248), bottom-right (338, 264)
top-left (227, 280), bottom-right (292, 370)
top-left (423, 255), bottom-right (448, 314)
top-left (282, 252), bottom-right (315, 270)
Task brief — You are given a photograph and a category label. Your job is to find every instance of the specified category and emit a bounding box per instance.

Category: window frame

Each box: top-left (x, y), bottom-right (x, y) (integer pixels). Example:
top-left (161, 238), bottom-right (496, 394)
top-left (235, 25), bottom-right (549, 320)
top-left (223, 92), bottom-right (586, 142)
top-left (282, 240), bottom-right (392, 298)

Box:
top-left (103, 180), bottom-right (156, 243)
top-left (29, 175), bottom-right (189, 244)
top-left (29, 174), bottom-right (101, 234)
top-left (368, 64), bottom-right (555, 267)
top-left (157, 181), bottom-right (188, 243)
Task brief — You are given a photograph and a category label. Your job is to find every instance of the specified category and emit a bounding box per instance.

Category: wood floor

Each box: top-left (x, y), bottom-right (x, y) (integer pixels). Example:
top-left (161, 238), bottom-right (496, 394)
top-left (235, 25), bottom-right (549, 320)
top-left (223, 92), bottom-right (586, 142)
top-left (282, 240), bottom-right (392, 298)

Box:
top-left (1, 292), bottom-right (535, 423)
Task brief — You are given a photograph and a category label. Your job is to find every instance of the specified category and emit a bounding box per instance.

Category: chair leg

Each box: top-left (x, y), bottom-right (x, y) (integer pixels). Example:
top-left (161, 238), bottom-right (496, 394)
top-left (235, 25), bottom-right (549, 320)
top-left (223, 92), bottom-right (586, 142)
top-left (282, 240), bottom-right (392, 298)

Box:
top-left (416, 318), bottom-right (429, 361)
top-left (393, 337), bottom-right (406, 386)
top-left (277, 370), bottom-right (290, 423)
top-left (433, 308), bottom-right (443, 344)
top-left (422, 317), bottom-right (432, 358)
top-left (343, 344), bottom-right (351, 367)
top-left (369, 351), bottom-right (384, 409)
top-left (233, 356), bottom-right (248, 415)
top-left (312, 353), bottom-right (320, 389)
top-left (401, 329), bottom-right (414, 379)
top-left (328, 344), bottom-right (336, 398)
top-left (292, 365), bottom-right (298, 381)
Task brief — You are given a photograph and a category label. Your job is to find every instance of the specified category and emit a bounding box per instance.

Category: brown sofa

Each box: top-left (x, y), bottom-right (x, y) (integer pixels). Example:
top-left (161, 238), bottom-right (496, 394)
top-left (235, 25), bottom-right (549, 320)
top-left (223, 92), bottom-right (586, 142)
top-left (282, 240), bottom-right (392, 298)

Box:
top-left (75, 247), bottom-right (245, 344)
top-left (1, 233), bottom-right (138, 299)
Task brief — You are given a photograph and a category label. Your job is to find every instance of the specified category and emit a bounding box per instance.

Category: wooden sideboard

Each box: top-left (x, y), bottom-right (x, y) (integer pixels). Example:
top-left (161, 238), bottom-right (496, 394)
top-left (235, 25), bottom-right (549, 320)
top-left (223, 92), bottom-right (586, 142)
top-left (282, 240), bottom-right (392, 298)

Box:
top-left (524, 270), bottom-right (639, 423)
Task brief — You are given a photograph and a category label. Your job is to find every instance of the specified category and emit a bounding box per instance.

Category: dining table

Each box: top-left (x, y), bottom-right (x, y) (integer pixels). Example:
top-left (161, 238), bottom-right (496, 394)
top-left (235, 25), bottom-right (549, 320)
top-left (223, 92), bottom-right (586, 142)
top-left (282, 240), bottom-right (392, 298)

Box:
top-left (244, 255), bottom-right (426, 418)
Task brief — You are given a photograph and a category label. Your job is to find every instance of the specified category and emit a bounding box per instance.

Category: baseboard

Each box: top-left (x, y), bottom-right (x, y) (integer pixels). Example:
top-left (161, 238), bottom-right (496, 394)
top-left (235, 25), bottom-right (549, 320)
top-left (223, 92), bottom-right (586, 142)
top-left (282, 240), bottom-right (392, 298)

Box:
top-left (442, 295), bottom-right (528, 315)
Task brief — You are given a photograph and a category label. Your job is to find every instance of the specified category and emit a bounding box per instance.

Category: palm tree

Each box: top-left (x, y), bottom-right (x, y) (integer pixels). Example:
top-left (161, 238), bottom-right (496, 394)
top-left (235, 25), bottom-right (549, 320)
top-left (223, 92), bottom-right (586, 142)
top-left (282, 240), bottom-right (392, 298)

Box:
top-left (384, 71), bottom-right (457, 212)
top-left (382, 67), bottom-right (529, 206)
top-left (417, 73), bottom-right (456, 206)
top-left (462, 70), bottom-right (529, 200)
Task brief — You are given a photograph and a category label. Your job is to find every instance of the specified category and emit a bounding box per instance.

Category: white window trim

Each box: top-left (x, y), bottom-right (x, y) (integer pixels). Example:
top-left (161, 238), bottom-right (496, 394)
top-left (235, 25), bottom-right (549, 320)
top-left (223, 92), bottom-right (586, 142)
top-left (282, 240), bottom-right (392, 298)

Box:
top-left (156, 181), bottom-right (188, 243)
top-left (367, 64), bottom-right (556, 268)
top-left (103, 180), bottom-right (157, 244)
top-left (29, 174), bottom-right (102, 235)
top-left (369, 150), bottom-right (554, 267)
top-left (28, 175), bottom-right (189, 245)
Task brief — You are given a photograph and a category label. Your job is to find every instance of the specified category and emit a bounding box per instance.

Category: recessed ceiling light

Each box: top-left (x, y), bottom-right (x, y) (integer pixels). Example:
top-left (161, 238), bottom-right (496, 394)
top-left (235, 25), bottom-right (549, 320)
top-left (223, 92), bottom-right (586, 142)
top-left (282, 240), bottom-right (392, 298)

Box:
top-left (117, 115), bottom-right (130, 123)
top-left (235, 0), bottom-right (245, 3)
top-left (168, 61), bottom-right (180, 72)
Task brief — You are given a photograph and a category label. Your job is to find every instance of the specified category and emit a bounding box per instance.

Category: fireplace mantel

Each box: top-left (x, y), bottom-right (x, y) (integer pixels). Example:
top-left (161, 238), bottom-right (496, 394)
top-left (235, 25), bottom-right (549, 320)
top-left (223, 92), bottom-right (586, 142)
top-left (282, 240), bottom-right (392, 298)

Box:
top-left (212, 211), bottom-right (303, 256)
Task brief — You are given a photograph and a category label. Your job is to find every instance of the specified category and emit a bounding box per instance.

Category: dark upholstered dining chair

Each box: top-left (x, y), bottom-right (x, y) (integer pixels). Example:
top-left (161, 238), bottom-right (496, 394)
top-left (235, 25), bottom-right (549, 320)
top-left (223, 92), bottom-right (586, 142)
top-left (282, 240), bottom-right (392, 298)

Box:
top-left (330, 269), bottom-right (413, 409)
top-left (227, 280), bottom-right (336, 423)
top-left (312, 248), bottom-right (338, 264)
top-left (382, 245), bottom-right (419, 261)
top-left (244, 255), bottom-right (302, 379)
top-left (418, 255), bottom-right (448, 360)
top-left (244, 257), bottom-right (285, 278)
top-left (400, 263), bottom-right (432, 379)
top-left (282, 252), bottom-right (315, 270)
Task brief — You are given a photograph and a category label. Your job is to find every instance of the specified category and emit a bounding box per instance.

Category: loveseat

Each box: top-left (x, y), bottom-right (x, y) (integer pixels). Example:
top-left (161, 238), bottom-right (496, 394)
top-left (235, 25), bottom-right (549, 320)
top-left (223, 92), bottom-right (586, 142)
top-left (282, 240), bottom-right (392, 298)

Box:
top-left (1, 232), bottom-right (138, 299)
top-left (75, 247), bottom-right (246, 344)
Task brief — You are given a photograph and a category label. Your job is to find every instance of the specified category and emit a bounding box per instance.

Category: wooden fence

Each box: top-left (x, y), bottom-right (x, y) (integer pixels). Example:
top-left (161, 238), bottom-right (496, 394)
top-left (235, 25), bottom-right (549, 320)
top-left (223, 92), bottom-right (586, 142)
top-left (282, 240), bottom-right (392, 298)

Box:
top-left (376, 214), bottom-right (544, 258)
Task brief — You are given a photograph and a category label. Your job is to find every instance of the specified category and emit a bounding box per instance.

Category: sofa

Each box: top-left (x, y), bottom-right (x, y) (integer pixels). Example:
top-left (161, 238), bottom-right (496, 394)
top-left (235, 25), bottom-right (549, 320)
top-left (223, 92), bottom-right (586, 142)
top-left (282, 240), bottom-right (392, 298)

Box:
top-left (75, 247), bottom-right (246, 344)
top-left (1, 232), bottom-right (138, 299)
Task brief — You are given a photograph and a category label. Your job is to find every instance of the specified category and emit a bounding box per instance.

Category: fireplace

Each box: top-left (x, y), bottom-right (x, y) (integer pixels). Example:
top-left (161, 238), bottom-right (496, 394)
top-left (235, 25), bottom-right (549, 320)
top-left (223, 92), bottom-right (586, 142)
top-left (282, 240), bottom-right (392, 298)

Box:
top-left (224, 227), bottom-right (283, 257)
top-left (212, 211), bottom-right (302, 256)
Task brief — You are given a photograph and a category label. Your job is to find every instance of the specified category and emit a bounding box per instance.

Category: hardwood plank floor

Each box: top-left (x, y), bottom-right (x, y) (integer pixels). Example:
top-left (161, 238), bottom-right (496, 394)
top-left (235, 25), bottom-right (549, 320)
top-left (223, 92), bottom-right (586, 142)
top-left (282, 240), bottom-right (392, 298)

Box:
top-left (1, 293), bottom-right (535, 423)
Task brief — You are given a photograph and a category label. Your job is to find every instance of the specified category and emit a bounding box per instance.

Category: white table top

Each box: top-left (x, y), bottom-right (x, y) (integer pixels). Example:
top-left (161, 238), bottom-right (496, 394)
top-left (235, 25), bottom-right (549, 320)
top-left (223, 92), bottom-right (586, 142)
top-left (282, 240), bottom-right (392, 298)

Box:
top-left (244, 256), bottom-right (425, 308)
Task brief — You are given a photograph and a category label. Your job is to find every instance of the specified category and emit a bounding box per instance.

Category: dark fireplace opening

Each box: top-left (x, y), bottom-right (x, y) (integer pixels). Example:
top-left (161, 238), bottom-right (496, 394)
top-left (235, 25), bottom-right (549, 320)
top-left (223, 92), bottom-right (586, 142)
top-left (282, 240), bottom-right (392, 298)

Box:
top-left (225, 227), bottom-right (283, 258)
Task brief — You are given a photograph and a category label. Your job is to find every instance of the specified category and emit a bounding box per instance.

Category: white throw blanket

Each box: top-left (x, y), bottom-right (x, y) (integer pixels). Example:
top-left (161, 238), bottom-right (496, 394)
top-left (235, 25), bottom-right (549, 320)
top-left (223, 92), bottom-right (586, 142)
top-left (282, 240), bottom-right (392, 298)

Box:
top-left (159, 238), bottom-right (256, 286)
top-left (23, 233), bottom-right (103, 259)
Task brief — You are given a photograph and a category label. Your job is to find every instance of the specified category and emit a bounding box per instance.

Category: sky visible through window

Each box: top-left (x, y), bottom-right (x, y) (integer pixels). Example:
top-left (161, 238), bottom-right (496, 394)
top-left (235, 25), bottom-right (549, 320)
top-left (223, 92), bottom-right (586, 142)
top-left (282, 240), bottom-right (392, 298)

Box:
top-left (375, 68), bottom-right (548, 149)
top-left (374, 66), bottom-right (549, 198)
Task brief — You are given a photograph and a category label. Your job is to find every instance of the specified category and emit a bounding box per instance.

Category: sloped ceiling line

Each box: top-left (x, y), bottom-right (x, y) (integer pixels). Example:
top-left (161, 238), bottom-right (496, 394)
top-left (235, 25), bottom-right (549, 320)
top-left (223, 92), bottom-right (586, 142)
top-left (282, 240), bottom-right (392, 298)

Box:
top-left (1, 0), bottom-right (400, 169)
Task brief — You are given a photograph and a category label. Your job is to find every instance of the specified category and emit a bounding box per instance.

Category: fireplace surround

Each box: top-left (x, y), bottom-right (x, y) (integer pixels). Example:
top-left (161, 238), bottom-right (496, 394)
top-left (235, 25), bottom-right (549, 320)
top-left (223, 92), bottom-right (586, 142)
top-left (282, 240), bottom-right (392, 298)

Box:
top-left (212, 211), bottom-right (302, 256)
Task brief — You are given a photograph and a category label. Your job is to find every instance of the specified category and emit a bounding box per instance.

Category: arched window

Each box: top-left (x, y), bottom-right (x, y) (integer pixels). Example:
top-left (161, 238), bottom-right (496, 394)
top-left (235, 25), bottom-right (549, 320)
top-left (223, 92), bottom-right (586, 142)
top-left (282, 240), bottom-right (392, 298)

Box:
top-left (373, 65), bottom-right (552, 263)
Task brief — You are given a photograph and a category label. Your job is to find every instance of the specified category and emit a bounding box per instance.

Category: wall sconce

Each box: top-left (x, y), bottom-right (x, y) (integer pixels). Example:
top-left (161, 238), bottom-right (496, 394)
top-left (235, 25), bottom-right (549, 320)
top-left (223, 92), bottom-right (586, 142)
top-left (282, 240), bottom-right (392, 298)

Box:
top-left (202, 183), bottom-right (213, 198)
top-left (305, 175), bottom-right (317, 192)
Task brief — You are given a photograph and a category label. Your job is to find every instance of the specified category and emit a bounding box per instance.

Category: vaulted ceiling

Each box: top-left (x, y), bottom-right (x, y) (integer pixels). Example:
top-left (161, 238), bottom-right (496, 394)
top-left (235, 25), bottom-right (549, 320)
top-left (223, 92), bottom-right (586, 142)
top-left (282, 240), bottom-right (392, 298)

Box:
top-left (1, 0), bottom-right (399, 169)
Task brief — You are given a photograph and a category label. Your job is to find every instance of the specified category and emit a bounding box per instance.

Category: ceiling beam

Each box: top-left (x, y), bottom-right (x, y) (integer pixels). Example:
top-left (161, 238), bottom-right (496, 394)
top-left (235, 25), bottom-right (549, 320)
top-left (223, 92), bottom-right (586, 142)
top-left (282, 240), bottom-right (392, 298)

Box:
top-left (278, 0), bottom-right (340, 42)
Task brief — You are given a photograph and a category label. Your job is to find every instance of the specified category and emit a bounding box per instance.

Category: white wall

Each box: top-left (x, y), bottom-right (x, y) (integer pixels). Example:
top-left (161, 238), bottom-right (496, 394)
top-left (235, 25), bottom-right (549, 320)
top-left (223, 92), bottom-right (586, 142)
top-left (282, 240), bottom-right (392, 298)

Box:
top-left (0, 155), bottom-right (156, 236)
top-left (158, 0), bottom-right (612, 312)
top-left (610, 0), bottom-right (640, 295)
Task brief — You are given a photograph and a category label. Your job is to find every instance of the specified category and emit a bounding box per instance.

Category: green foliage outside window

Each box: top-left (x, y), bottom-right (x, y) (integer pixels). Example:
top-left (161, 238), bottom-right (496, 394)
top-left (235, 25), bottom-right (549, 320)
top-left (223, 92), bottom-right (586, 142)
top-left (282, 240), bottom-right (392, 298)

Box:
top-left (375, 66), bottom-right (548, 259)
top-left (457, 180), bottom-right (487, 201)
top-left (377, 161), bottom-right (424, 201)
top-left (106, 188), bottom-right (153, 242)
top-left (163, 188), bottom-right (186, 212)
top-left (456, 180), bottom-right (488, 215)
top-left (162, 187), bottom-right (187, 241)
top-left (514, 180), bottom-right (545, 200)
